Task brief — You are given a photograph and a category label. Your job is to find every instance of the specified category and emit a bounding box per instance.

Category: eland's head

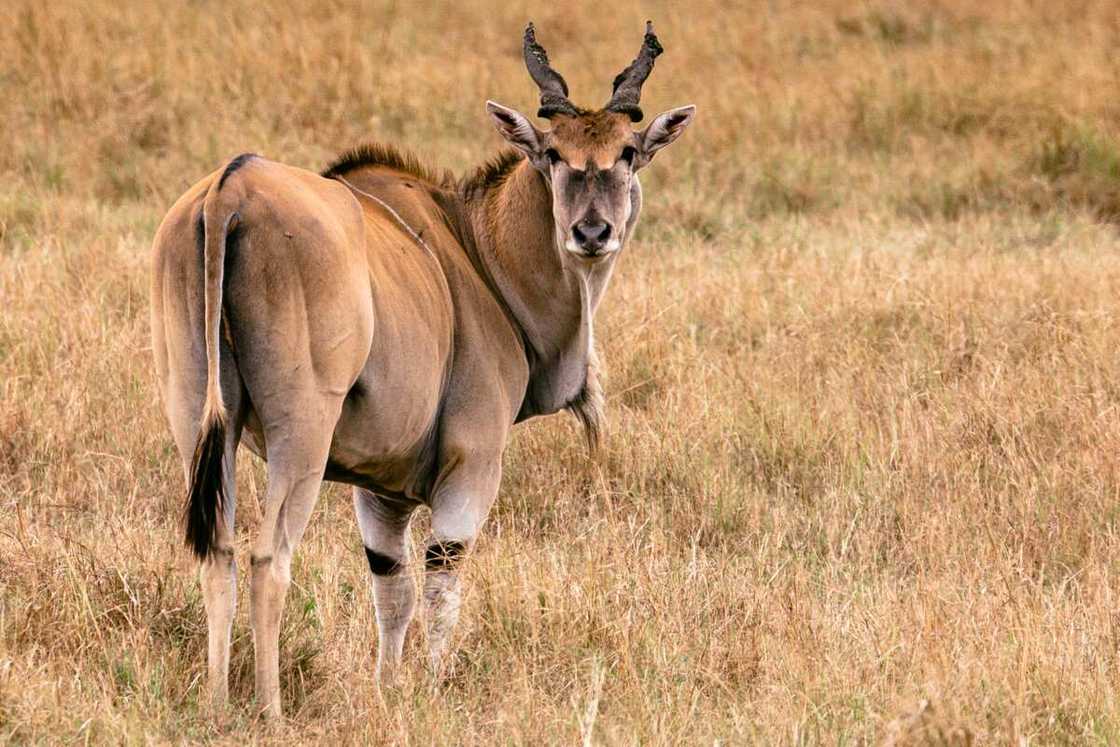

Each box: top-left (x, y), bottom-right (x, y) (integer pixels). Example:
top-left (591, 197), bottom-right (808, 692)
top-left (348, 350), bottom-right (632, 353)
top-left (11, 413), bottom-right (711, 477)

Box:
top-left (486, 22), bottom-right (695, 263)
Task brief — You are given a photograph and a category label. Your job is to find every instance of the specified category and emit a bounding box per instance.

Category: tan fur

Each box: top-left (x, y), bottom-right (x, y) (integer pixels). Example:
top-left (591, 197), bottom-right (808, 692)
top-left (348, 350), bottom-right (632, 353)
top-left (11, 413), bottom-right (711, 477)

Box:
top-left (549, 110), bottom-right (635, 168)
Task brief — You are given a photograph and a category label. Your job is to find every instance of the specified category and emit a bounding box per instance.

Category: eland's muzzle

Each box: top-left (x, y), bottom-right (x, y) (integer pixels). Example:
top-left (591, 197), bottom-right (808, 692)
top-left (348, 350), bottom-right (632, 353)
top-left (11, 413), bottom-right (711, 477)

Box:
top-left (570, 218), bottom-right (614, 257)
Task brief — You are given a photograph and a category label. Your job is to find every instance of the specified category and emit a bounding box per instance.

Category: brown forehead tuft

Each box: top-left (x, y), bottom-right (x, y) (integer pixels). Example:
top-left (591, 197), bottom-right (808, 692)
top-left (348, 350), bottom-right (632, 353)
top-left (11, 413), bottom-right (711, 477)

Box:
top-left (549, 110), bottom-right (633, 159)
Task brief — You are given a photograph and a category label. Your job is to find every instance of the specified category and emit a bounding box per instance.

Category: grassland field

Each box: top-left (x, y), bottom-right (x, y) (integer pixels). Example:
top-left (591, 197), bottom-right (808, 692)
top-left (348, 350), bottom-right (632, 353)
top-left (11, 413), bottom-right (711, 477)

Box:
top-left (3, 0), bottom-right (1120, 743)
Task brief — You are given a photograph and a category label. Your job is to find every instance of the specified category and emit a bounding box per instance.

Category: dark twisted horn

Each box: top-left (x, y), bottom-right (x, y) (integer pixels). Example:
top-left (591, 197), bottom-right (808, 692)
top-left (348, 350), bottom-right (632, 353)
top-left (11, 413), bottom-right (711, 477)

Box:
top-left (523, 22), bottom-right (580, 119)
top-left (605, 21), bottom-right (663, 122)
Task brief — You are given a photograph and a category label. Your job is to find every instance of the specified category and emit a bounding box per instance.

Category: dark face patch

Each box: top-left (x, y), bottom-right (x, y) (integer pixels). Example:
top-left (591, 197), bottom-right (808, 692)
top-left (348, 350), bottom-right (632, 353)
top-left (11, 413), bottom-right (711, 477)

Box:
top-left (557, 161), bottom-right (631, 212)
top-left (547, 150), bottom-right (636, 248)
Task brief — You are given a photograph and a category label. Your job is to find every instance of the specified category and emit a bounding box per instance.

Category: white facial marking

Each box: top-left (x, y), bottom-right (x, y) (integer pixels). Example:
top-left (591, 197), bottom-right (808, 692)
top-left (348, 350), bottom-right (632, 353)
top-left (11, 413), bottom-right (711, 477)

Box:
top-left (562, 235), bottom-right (621, 262)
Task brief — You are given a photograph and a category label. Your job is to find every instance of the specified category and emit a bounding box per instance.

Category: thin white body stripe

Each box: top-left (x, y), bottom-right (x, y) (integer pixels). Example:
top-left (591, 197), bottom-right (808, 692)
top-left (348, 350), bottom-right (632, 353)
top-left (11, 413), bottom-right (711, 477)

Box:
top-left (334, 175), bottom-right (439, 261)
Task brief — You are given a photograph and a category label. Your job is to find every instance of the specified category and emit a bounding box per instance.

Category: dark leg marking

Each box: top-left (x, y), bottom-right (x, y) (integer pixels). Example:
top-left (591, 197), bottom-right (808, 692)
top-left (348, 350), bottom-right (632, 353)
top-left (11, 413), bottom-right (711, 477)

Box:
top-left (218, 152), bottom-right (258, 189)
top-left (250, 554), bottom-right (272, 567)
top-left (424, 540), bottom-right (466, 570)
top-left (364, 547), bottom-right (403, 576)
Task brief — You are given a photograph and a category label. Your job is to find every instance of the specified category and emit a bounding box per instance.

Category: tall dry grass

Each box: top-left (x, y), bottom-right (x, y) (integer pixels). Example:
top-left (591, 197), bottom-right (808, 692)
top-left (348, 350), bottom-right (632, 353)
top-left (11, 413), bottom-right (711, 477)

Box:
top-left (3, 0), bottom-right (1120, 743)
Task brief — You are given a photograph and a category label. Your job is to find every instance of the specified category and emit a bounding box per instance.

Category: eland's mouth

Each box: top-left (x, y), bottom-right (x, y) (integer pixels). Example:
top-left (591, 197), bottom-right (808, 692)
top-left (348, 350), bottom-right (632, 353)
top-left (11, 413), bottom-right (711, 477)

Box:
top-left (564, 237), bottom-right (621, 262)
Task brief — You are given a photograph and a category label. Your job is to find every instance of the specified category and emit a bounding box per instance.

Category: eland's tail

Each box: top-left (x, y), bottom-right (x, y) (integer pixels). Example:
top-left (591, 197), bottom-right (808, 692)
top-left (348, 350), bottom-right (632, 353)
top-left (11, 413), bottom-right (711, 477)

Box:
top-left (184, 154), bottom-right (253, 559)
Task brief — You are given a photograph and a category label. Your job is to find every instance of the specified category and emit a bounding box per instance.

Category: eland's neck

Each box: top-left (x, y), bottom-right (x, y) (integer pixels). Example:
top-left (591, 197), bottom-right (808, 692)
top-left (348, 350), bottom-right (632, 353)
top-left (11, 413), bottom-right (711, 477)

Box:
top-left (465, 158), bottom-right (614, 422)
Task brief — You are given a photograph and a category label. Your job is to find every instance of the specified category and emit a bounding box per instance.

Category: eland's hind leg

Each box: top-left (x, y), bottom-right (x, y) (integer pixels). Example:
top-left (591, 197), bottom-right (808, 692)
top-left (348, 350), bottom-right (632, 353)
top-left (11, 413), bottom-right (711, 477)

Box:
top-left (248, 414), bottom-right (338, 719)
top-left (198, 414), bottom-right (242, 708)
top-left (174, 438), bottom-right (240, 708)
top-left (353, 488), bottom-right (417, 687)
top-left (166, 342), bottom-right (245, 709)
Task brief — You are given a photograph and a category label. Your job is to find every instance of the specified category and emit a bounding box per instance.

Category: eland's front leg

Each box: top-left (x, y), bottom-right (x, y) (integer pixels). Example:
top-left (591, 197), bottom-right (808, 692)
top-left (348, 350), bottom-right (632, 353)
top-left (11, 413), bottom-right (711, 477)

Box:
top-left (353, 488), bottom-right (417, 687)
top-left (422, 540), bottom-right (468, 672)
top-left (423, 451), bottom-right (502, 675)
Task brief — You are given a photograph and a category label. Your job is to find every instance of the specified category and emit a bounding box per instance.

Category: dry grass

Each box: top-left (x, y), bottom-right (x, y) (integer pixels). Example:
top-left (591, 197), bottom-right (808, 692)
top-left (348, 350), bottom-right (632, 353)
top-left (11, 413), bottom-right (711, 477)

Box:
top-left (3, 0), bottom-right (1120, 743)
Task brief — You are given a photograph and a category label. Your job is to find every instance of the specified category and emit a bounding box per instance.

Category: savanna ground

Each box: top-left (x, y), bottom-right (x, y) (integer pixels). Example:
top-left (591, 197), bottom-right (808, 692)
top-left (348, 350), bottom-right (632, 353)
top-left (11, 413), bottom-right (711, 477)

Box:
top-left (3, 0), bottom-right (1120, 743)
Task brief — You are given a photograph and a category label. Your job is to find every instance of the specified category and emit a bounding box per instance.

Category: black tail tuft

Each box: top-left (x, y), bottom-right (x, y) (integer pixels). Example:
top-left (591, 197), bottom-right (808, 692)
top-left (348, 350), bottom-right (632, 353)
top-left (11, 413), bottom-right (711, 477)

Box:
top-left (185, 414), bottom-right (227, 559)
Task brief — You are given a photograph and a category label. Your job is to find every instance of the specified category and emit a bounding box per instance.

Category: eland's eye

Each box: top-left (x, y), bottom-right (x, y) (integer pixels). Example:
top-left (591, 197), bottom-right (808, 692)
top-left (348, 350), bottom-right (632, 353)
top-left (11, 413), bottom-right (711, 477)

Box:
top-left (545, 148), bottom-right (562, 165)
top-left (620, 146), bottom-right (638, 165)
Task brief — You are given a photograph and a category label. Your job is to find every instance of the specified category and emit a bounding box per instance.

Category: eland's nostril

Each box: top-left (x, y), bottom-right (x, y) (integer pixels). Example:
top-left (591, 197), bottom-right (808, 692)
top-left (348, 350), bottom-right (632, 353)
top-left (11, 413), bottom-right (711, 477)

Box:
top-left (573, 220), bottom-right (610, 246)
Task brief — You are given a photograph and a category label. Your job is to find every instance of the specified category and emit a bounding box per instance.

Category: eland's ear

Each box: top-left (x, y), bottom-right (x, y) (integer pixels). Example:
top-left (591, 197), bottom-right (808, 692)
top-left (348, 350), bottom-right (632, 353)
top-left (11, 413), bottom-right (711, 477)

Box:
top-left (636, 105), bottom-right (695, 167)
top-left (486, 101), bottom-right (544, 158)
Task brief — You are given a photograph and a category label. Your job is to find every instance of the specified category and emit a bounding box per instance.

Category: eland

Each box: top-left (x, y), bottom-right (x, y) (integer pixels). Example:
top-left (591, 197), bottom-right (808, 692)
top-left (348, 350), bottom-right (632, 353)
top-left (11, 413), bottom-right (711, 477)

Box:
top-left (150, 22), bottom-right (694, 717)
